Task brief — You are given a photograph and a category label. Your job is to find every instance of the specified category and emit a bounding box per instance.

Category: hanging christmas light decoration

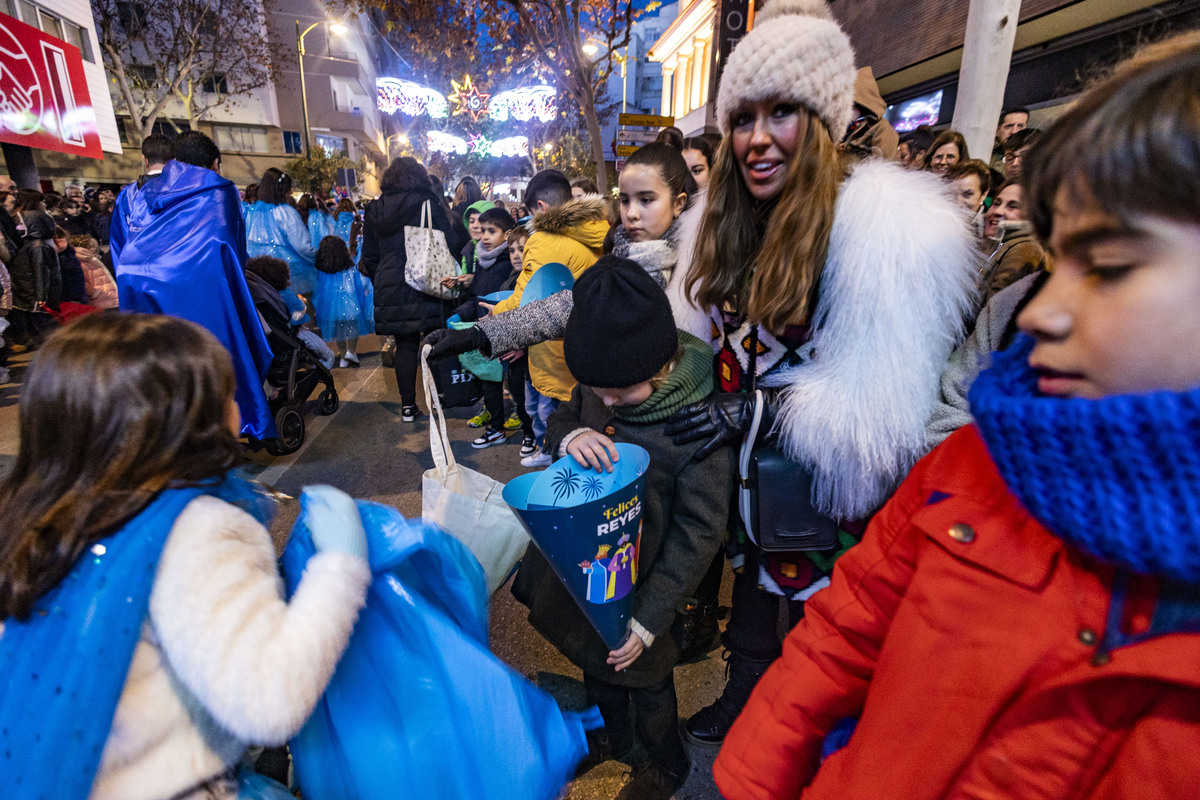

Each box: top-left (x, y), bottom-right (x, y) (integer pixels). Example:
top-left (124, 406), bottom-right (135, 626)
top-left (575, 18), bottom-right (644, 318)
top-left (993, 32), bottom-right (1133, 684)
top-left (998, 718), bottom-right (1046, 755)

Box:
top-left (427, 131), bottom-right (469, 155)
top-left (466, 134), bottom-right (531, 157)
top-left (488, 135), bottom-right (531, 157)
top-left (376, 78), bottom-right (449, 118)
top-left (448, 75), bottom-right (491, 122)
top-left (489, 86), bottom-right (558, 123)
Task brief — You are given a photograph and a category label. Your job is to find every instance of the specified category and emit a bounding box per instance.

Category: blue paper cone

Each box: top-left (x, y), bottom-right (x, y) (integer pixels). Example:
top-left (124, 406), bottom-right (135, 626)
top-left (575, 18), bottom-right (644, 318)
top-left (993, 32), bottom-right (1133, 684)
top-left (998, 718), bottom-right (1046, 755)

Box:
top-left (520, 262), bottom-right (574, 307)
top-left (503, 444), bottom-right (650, 649)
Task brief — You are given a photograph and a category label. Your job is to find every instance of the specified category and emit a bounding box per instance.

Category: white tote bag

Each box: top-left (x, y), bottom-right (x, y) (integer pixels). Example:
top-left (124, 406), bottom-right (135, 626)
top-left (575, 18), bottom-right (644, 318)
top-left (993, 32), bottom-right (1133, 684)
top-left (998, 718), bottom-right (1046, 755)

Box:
top-left (404, 200), bottom-right (460, 299)
top-left (420, 347), bottom-right (530, 594)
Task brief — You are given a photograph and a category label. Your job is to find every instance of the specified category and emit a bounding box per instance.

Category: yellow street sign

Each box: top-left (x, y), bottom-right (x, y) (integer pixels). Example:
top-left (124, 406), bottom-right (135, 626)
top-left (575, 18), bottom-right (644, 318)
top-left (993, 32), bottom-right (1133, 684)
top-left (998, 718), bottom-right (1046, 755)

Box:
top-left (617, 113), bottom-right (674, 128)
top-left (615, 144), bottom-right (641, 157)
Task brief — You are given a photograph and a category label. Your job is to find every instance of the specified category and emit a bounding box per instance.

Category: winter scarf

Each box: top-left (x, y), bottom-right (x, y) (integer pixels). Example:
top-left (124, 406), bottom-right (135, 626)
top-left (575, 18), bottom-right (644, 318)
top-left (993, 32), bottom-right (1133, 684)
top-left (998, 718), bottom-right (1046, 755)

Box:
top-left (614, 331), bottom-right (712, 424)
top-left (970, 334), bottom-right (1200, 583)
top-left (475, 240), bottom-right (509, 271)
top-left (610, 220), bottom-right (679, 288)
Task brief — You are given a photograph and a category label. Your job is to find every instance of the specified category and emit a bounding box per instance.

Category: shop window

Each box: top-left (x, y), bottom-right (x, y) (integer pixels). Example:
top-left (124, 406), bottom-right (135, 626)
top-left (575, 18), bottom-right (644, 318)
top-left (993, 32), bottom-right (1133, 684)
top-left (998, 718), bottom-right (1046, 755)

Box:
top-left (283, 131), bottom-right (303, 154)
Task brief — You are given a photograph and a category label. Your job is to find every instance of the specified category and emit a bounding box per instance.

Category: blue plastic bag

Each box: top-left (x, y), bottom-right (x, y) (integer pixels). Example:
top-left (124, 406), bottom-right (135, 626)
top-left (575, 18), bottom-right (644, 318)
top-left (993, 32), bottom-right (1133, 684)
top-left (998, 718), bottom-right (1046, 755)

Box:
top-left (282, 499), bottom-right (596, 800)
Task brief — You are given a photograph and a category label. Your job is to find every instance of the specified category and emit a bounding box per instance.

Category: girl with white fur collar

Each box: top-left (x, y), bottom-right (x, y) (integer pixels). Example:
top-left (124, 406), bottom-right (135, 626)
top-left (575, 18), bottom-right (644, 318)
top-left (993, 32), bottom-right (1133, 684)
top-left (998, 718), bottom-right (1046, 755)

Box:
top-left (663, 0), bottom-right (979, 747)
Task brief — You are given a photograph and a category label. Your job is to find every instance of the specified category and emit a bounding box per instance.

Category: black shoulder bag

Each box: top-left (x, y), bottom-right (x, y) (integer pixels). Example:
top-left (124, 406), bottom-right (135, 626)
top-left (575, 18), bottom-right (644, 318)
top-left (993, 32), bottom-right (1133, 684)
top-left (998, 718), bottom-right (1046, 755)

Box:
top-left (737, 326), bottom-right (838, 552)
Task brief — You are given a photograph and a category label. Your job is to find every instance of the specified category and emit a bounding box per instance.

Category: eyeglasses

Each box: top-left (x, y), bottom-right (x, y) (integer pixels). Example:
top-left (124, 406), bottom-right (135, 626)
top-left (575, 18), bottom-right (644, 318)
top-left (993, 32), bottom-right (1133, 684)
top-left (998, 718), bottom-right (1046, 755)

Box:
top-left (1003, 150), bottom-right (1027, 164)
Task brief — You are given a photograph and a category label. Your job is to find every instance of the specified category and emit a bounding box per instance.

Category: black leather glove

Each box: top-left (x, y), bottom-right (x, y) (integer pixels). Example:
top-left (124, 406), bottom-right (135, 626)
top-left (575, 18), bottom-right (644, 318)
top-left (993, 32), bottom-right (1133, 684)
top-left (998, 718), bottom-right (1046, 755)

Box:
top-left (665, 392), bottom-right (770, 461)
top-left (422, 326), bottom-right (488, 361)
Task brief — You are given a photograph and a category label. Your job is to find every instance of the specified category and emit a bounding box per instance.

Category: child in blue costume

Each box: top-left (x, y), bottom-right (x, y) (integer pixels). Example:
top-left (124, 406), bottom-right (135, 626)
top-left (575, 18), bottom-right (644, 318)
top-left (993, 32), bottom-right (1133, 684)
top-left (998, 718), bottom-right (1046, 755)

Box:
top-left (332, 197), bottom-right (361, 262)
top-left (302, 194), bottom-right (335, 254)
top-left (314, 235), bottom-right (373, 368)
top-left (245, 168), bottom-right (318, 297)
top-left (0, 313), bottom-right (371, 800)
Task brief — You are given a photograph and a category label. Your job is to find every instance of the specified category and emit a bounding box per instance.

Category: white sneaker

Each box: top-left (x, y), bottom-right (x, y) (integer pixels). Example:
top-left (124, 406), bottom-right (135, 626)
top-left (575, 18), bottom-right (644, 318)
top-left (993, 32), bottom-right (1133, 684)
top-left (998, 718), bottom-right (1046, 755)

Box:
top-left (520, 451), bottom-right (553, 468)
top-left (341, 351), bottom-right (360, 367)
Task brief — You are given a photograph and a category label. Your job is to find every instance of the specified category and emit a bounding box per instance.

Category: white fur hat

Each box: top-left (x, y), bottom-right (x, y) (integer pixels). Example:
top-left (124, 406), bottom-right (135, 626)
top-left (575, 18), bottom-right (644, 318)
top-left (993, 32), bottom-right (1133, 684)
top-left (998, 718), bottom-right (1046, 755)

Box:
top-left (715, 0), bottom-right (857, 139)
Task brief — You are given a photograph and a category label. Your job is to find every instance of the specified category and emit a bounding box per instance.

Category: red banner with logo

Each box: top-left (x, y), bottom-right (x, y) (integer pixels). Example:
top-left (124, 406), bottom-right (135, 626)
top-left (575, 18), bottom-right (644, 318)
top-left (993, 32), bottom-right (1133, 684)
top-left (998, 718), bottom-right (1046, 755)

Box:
top-left (0, 13), bottom-right (103, 159)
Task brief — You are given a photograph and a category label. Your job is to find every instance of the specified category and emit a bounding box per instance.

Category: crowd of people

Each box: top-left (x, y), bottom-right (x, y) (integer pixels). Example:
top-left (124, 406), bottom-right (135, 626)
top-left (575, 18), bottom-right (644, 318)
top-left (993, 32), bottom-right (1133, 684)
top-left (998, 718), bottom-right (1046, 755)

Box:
top-left (3, 0), bottom-right (1200, 797)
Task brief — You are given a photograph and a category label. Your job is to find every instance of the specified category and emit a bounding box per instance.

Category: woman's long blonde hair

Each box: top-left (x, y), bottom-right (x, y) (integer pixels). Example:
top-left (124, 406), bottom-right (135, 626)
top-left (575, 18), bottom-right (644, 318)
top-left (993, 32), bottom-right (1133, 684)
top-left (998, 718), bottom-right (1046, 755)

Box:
top-left (686, 112), bottom-right (844, 335)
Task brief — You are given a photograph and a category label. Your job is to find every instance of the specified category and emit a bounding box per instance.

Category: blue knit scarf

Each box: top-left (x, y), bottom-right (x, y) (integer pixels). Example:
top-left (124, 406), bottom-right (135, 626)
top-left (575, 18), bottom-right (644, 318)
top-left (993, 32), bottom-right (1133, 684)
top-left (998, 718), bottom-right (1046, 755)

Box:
top-left (969, 335), bottom-right (1200, 583)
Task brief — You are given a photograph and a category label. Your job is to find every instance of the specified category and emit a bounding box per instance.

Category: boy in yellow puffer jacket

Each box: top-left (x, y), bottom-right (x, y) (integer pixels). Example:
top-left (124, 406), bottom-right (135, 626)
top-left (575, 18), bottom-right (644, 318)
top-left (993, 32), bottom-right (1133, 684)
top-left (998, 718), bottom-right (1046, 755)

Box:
top-left (491, 170), bottom-right (609, 463)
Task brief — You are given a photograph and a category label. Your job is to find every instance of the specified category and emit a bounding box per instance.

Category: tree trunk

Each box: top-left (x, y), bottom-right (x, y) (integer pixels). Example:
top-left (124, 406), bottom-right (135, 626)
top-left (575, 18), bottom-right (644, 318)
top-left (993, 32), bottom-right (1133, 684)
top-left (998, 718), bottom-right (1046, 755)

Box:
top-left (578, 78), bottom-right (608, 195)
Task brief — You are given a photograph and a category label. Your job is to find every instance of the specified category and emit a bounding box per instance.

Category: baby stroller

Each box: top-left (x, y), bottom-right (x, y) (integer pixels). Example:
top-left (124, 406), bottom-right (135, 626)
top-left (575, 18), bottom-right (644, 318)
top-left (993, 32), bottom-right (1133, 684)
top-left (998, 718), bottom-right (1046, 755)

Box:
top-left (245, 270), bottom-right (339, 455)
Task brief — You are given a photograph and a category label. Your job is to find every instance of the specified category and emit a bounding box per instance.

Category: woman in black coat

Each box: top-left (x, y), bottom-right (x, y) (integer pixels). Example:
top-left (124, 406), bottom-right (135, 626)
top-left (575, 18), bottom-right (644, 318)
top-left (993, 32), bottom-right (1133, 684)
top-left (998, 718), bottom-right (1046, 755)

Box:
top-left (360, 157), bottom-right (465, 421)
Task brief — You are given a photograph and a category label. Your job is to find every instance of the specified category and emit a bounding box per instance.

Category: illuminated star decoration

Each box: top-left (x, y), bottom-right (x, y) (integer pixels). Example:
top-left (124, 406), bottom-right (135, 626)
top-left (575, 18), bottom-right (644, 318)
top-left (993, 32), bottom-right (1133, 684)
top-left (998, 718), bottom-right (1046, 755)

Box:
top-left (449, 75), bottom-right (491, 122)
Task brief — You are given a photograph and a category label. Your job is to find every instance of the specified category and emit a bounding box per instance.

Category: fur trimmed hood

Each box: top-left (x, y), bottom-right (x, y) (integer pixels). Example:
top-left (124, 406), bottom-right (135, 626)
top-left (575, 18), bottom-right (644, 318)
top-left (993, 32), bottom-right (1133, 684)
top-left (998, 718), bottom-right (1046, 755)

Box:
top-left (529, 195), bottom-right (610, 239)
top-left (671, 161), bottom-right (981, 520)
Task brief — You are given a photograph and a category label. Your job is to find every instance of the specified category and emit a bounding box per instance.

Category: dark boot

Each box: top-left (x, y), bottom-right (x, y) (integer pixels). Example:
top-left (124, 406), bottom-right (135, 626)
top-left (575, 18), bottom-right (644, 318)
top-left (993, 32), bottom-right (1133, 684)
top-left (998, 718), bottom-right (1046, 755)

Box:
top-left (615, 761), bottom-right (689, 800)
top-left (574, 728), bottom-right (636, 778)
top-left (676, 600), bottom-right (724, 663)
top-left (683, 650), bottom-right (774, 745)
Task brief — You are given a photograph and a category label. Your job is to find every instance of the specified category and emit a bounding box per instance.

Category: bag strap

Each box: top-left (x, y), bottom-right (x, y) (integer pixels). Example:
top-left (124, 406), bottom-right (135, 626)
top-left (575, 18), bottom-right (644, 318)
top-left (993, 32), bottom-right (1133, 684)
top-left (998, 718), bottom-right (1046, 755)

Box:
top-left (739, 389), bottom-right (765, 546)
top-left (420, 345), bottom-right (457, 473)
top-left (421, 200), bottom-right (432, 230)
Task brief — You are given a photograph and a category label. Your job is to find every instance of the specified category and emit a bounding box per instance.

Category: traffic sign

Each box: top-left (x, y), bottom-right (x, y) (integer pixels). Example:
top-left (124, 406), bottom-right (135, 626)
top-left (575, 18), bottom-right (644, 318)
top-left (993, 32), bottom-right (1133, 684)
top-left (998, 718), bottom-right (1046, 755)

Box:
top-left (618, 113), bottom-right (674, 128)
top-left (617, 129), bottom-right (658, 145)
top-left (615, 144), bottom-right (641, 157)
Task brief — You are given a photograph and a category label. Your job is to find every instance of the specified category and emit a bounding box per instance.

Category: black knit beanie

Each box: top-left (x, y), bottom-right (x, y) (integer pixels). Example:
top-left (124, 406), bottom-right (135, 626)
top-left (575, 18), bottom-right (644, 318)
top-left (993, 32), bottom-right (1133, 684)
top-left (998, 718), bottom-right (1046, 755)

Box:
top-left (565, 255), bottom-right (678, 388)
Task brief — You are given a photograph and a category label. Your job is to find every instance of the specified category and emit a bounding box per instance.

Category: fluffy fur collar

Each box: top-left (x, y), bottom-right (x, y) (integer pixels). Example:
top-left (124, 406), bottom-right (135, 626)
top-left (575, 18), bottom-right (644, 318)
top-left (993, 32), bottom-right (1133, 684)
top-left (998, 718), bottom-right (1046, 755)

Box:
top-left (766, 159), bottom-right (980, 519)
top-left (666, 190), bottom-right (710, 338)
top-left (528, 195), bottom-right (610, 236)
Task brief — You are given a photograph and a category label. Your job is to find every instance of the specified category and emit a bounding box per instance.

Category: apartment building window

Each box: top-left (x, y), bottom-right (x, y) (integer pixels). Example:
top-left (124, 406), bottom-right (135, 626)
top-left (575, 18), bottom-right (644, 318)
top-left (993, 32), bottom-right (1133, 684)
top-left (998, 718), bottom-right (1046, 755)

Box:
top-left (202, 73), bottom-right (228, 94)
top-left (151, 120), bottom-right (189, 139)
top-left (11, 0), bottom-right (95, 62)
top-left (316, 133), bottom-right (347, 156)
top-left (116, 2), bottom-right (147, 36)
top-left (129, 64), bottom-right (157, 84)
top-left (214, 125), bottom-right (270, 154)
top-left (283, 131), bottom-right (303, 154)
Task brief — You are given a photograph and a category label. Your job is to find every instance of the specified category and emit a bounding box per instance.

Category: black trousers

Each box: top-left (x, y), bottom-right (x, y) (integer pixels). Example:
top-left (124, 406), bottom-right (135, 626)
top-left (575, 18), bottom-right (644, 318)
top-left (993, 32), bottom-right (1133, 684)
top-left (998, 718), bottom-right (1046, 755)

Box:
top-left (584, 671), bottom-right (688, 777)
top-left (481, 378), bottom-right (504, 426)
top-left (506, 355), bottom-right (534, 436)
top-left (392, 331), bottom-right (426, 407)
top-left (723, 546), bottom-right (806, 662)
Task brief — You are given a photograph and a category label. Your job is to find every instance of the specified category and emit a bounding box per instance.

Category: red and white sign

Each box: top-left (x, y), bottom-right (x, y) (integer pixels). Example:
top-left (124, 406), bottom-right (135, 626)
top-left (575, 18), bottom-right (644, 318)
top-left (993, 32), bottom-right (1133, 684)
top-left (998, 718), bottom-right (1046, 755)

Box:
top-left (0, 13), bottom-right (103, 159)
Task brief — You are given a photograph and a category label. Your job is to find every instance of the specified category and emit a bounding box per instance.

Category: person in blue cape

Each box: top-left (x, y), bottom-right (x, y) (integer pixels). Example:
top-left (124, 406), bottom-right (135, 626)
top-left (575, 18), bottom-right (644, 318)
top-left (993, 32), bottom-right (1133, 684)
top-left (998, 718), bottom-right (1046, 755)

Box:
top-left (0, 314), bottom-right (371, 800)
top-left (245, 168), bottom-right (319, 297)
top-left (332, 197), bottom-right (362, 262)
top-left (114, 131), bottom-right (276, 440)
top-left (300, 193), bottom-right (335, 254)
top-left (109, 133), bottom-right (174, 266)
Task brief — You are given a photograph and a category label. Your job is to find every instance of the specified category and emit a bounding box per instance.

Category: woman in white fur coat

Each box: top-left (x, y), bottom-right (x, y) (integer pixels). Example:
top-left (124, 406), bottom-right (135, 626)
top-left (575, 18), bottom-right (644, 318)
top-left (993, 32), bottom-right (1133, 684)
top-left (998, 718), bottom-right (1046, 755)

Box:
top-left (0, 313), bottom-right (370, 800)
top-left (663, 0), bottom-right (979, 746)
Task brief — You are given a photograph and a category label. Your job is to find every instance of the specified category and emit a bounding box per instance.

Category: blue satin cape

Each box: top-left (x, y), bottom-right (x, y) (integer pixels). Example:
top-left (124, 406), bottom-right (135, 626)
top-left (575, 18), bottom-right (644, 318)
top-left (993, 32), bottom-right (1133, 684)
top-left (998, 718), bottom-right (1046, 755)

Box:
top-left (115, 160), bottom-right (276, 439)
top-left (245, 203), bottom-right (318, 296)
top-left (0, 475), bottom-right (277, 800)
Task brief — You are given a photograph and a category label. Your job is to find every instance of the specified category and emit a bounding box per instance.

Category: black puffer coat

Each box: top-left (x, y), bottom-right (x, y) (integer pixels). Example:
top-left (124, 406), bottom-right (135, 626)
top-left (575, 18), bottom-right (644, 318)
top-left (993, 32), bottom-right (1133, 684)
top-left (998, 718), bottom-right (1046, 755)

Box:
top-left (360, 186), bottom-right (464, 336)
top-left (9, 211), bottom-right (60, 310)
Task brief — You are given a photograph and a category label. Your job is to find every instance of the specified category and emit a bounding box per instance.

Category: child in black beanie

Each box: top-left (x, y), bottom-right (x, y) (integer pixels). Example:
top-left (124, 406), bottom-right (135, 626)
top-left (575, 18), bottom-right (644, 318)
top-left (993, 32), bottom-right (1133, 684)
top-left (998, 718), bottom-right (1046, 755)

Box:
top-left (511, 255), bottom-right (732, 799)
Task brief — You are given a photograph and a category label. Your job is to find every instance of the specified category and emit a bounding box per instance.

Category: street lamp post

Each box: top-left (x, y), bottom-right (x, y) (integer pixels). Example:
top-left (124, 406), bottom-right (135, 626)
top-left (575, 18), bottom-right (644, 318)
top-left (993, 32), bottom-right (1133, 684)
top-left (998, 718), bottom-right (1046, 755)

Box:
top-left (296, 19), bottom-right (348, 158)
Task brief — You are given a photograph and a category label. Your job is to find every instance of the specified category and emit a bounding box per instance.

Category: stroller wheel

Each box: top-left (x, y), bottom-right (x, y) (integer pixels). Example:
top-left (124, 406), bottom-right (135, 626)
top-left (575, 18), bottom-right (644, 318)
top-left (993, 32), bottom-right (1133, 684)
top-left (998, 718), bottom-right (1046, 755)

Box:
top-left (266, 406), bottom-right (305, 456)
top-left (318, 388), bottom-right (340, 415)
